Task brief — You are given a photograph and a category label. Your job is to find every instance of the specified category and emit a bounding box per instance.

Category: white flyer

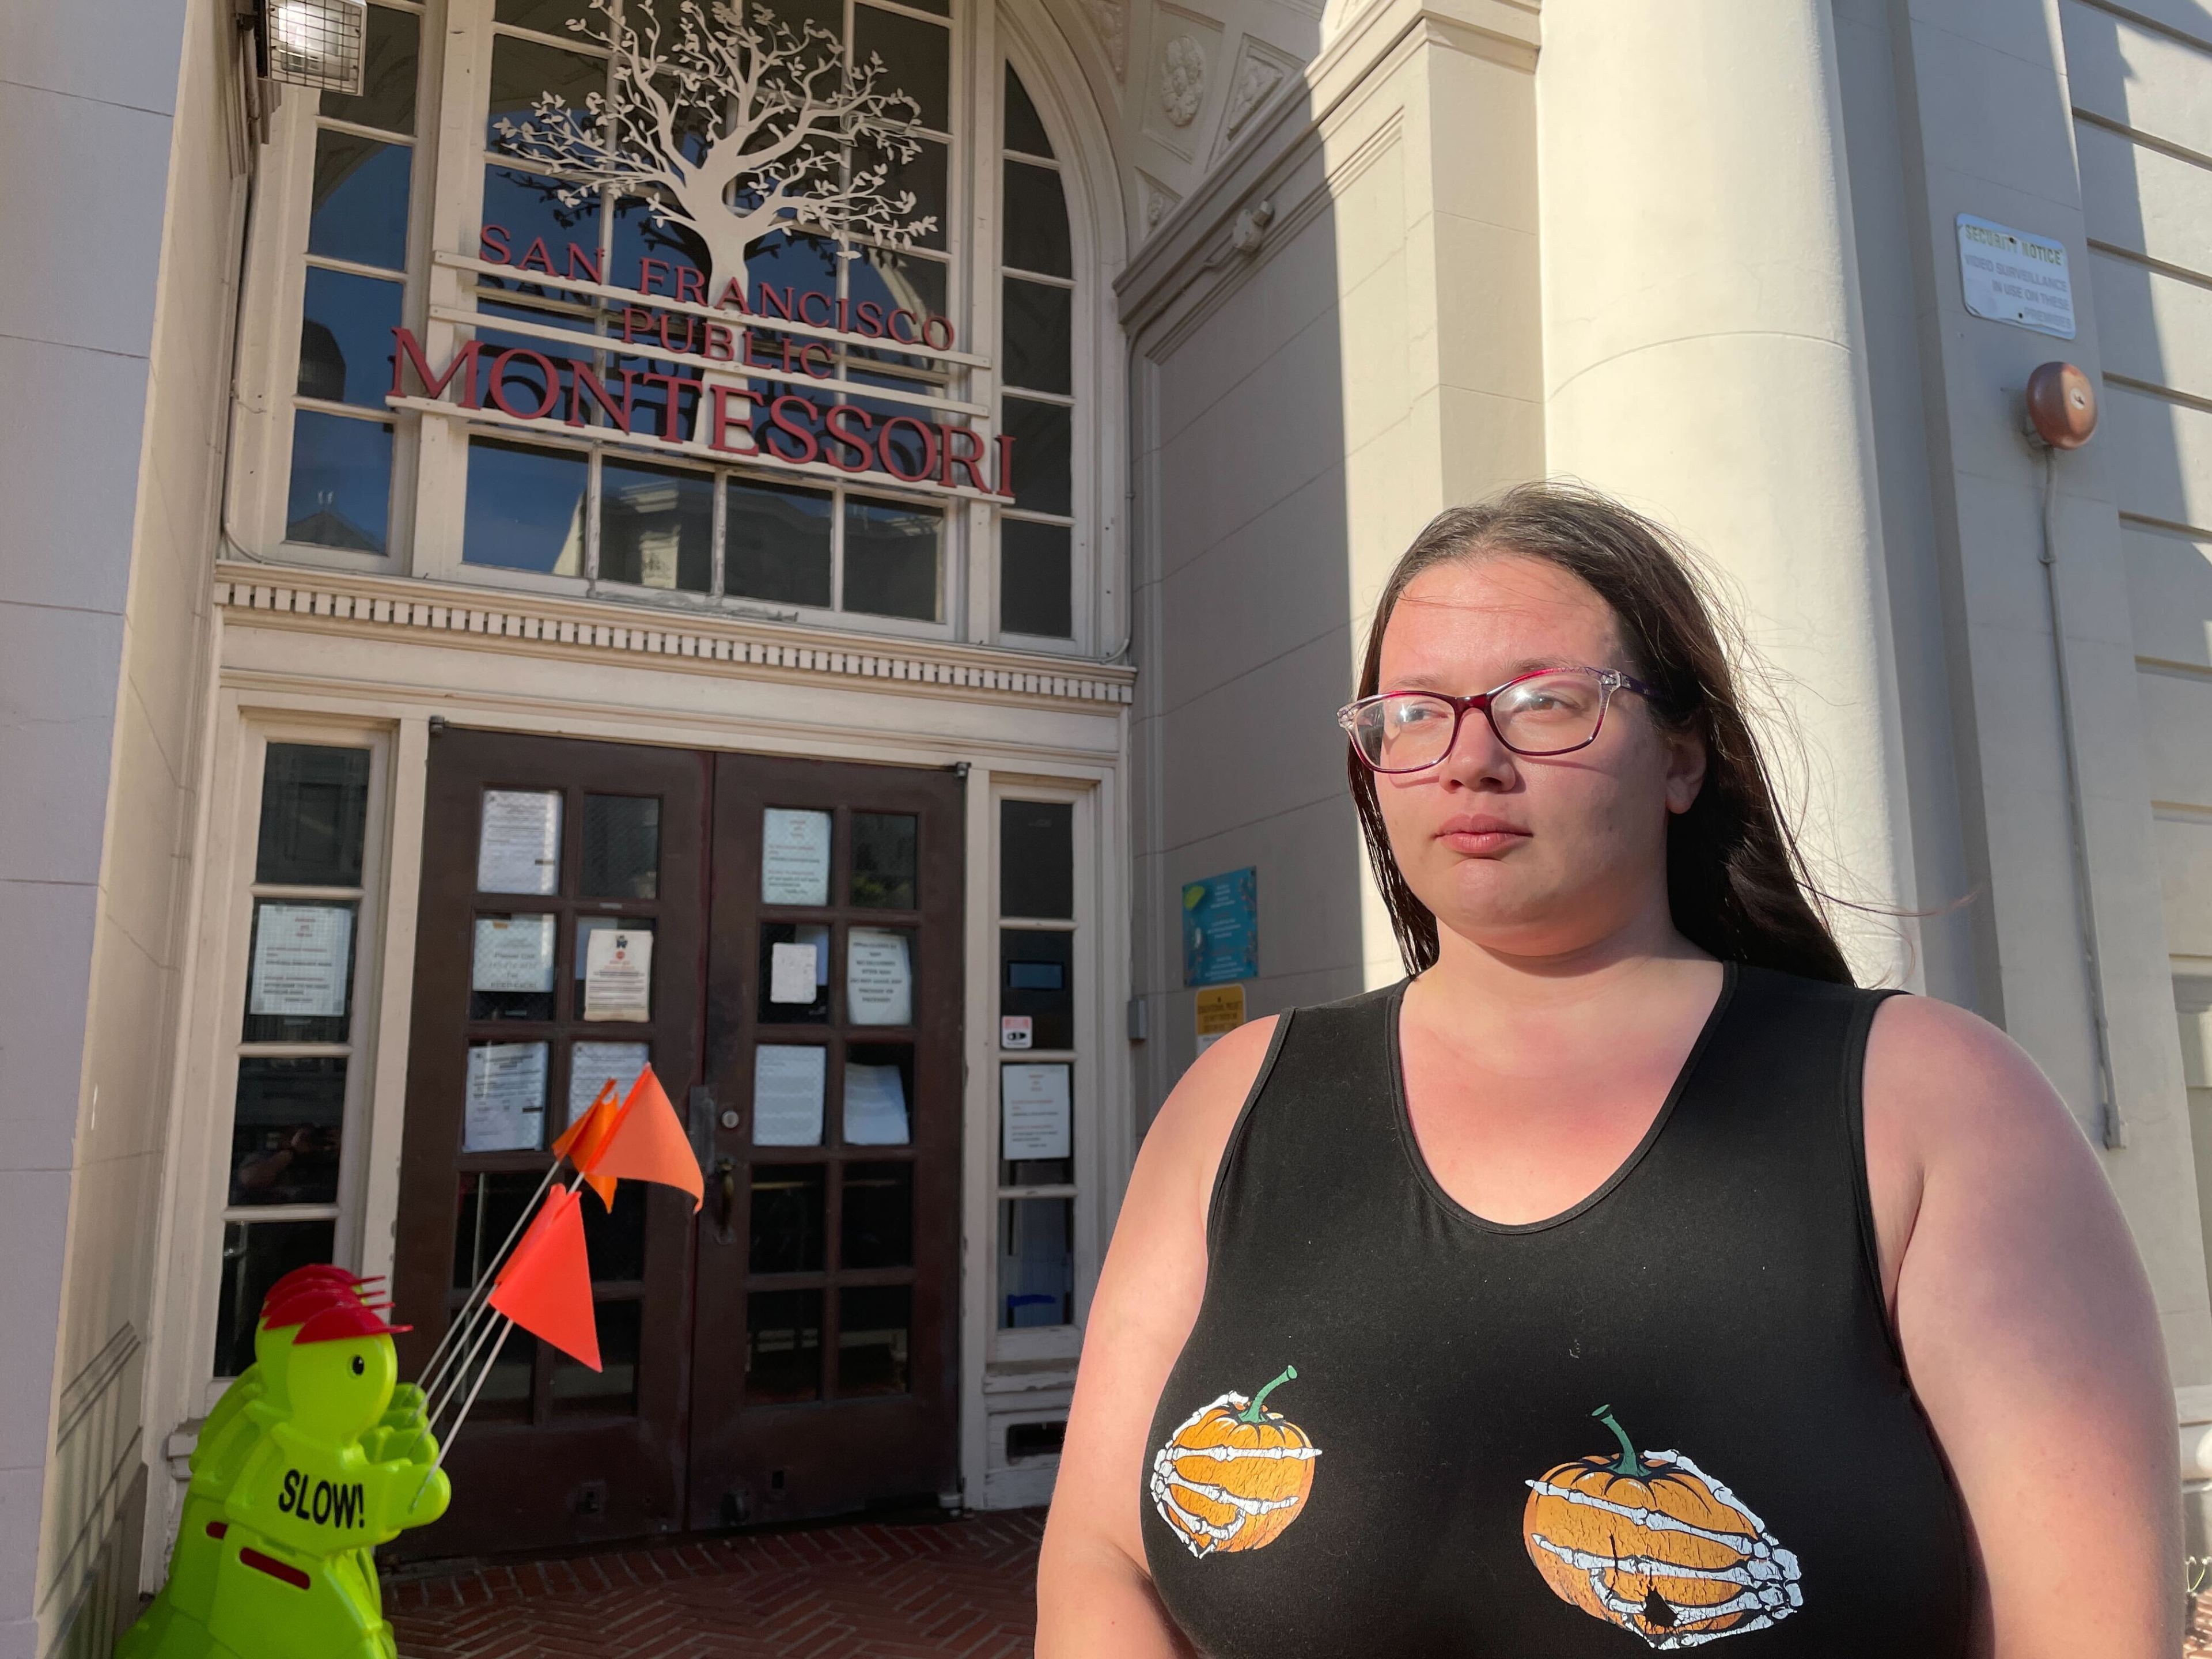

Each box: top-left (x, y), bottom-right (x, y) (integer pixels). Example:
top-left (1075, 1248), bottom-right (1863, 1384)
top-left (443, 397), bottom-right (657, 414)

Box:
top-left (465, 1041), bottom-right (548, 1152)
top-left (249, 903), bottom-right (353, 1017)
top-left (582, 927), bottom-right (652, 1021)
top-left (477, 790), bottom-right (562, 895)
top-left (566, 1040), bottom-right (649, 1128)
top-left (768, 941), bottom-right (818, 1004)
top-left (846, 928), bottom-right (913, 1026)
top-left (753, 1045), bottom-right (827, 1146)
top-left (471, 914), bottom-right (556, 992)
top-left (843, 1063), bottom-right (911, 1145)
top-left (1001, 1063), bottom-right (1071, 1161)
top-left (760, 807), bottom-right (831, 906)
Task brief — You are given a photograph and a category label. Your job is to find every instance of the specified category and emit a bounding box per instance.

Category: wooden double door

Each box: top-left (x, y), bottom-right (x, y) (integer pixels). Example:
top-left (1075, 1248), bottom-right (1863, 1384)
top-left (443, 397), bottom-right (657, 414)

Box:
top-left (392, 730), bottom-right (963, 1557)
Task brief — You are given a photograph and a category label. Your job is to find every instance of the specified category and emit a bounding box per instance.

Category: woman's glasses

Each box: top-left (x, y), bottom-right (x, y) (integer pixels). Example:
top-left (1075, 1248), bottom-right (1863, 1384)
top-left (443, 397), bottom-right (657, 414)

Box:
top-left (1337, 666), bottom-right (1662, 773)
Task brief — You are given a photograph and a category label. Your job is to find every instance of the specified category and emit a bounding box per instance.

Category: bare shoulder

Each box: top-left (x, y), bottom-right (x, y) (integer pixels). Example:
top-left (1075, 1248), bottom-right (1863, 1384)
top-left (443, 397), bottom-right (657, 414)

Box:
top-left (1862, 990), bottom-right (2085, 1157)
top-left (1133, 1015), bottom-right (1282, 1222)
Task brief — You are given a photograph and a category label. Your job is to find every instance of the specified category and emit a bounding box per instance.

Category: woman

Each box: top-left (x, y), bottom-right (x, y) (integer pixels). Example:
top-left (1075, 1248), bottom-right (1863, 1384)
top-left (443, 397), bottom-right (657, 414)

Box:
top-left (1037, 484), bottom-right (2177, 1657)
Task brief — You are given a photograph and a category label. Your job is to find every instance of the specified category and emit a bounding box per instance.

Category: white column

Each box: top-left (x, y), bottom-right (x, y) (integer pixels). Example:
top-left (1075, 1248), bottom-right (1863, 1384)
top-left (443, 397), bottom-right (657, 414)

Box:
top-left (1537, 0), bottom-right (1919, 985)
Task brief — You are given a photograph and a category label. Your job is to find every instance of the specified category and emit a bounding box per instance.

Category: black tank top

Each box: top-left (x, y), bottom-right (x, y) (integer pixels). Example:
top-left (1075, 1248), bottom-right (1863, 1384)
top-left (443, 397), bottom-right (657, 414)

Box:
top-left (1142, 964), bottom-right (1972, 1656)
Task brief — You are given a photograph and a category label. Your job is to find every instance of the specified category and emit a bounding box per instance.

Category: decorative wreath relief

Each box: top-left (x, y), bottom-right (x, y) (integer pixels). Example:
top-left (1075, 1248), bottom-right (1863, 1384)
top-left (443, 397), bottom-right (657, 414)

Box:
top-left (493, 0), bottom-right (941, 300)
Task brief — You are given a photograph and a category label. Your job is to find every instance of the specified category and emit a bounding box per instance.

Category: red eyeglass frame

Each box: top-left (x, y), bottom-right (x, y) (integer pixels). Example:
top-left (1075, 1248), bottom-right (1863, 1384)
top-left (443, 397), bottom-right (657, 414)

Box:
top-left (1335, 665), bottom-right (1665, 771)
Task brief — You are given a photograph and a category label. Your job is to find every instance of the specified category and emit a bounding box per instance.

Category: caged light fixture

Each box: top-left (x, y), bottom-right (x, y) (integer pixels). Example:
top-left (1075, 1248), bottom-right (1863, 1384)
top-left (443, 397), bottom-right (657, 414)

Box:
top-left (255, 0), bottom-right (368, 94)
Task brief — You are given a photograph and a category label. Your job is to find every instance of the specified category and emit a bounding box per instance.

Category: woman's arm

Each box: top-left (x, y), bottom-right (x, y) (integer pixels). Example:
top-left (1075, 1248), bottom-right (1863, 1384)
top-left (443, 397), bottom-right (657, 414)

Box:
top-left (1865, 995), bottom-right (2181, 1658)
top-left (1036, 1018), bottom-right (1279, 1657)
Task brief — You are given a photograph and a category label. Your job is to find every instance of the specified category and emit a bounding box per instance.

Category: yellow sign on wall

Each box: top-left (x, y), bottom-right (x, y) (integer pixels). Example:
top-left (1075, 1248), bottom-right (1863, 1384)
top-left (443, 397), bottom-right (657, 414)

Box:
top-left (1195, 984), bottom-right (1246, 1052)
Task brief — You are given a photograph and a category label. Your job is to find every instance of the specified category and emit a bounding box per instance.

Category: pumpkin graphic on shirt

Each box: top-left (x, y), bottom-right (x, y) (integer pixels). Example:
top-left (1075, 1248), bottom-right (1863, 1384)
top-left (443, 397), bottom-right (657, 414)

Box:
top-left (1150, 1365), bottom-right (1322, 1558)
top-left (1522, 1406), bottom-right (1802, 1647)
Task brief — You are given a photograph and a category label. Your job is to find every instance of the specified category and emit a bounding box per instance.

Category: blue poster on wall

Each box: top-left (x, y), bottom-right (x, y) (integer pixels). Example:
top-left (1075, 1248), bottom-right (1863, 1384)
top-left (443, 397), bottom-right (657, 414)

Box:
top-left (1182, 868), bottom-right (1258, 987)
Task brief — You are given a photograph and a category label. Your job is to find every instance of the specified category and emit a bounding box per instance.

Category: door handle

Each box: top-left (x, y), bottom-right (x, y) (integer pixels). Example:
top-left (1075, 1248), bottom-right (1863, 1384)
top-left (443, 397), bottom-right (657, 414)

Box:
top-left (714, 1156), bottom-right (736, 1240)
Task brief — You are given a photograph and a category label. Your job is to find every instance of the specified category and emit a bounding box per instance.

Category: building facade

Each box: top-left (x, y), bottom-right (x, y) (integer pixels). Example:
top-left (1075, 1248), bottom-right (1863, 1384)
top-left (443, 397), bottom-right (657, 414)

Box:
top-left (5, 0), bottom-right (2212, 1651)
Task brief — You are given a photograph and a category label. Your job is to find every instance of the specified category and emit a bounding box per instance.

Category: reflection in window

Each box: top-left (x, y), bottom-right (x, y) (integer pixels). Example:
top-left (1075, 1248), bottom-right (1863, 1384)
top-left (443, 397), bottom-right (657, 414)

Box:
top-left (309, 130), bottom-right (412, 269)
top-left (215, 1217), bottom-right (336, 1376)
top-left (841, 1163), bottom-right (914, 1268)
top-left (1005, 63), bottom-right (1053, 157)
top-left (1003, 278), bottom-right (1071, 395)
top-left (229, 1057), bottom-right (347, 1207)
top-left (854, 6), bottom-right (950, 130)
top-left (747, 1289), bottom-right (823, 1402)
top-left (1003, 520), bottom-right (1072, 638)
top-left (1001, 800), bottom-right (1075, 918)
top-left (839, 1285), bottom-right (911, 1394)
top-left (1003, 161), bottom-right (1071, 276)
top-left (486, 32), bottom-right (607, 147)
top-left (1000, 1197), bottom-right (1073, 1327)
top-left (599, 458), bottom-right (712, 592)
top-left (298, 268), bottom-right (403, 407)
top-left (750, 1164), bottom-right (826, 1272)
top-left (320, 3), bottom-right (419, 134)
top-left (581, 795), bottom-right (660, 899)
top-left (287, 411), bottom-right (392, 552)
top-left (1003, 398), bottom-right (1071, 517)
top-left (844, 498), bottom-right (941, 620)
top-left (463, 438), bottom-right (587, 573)
top-left (850, 813), bottom-right (918, 909)
top-left (257, 744), bottom-right (371, 885)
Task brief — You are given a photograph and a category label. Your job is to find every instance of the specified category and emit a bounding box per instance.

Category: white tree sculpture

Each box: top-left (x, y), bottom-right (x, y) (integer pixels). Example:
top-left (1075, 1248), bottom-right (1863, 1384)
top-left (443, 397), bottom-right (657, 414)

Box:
top-left (495, 0), bottom-right (939, 300)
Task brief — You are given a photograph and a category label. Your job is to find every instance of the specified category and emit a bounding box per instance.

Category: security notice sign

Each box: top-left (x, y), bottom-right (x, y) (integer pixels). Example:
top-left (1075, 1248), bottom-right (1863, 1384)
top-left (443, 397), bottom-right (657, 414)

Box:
top-left (1956, 215), bottom-right (2075, 339)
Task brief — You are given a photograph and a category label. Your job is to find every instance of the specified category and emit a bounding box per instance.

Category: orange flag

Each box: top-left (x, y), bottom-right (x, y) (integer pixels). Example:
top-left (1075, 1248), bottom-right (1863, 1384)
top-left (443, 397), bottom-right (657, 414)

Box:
top-left (590, 1066), bottom-right (703, 1210)
top-left (487, 1185), bottom-right (600, 1370)
top-left (552, 1081), bottom-right (622, 1209)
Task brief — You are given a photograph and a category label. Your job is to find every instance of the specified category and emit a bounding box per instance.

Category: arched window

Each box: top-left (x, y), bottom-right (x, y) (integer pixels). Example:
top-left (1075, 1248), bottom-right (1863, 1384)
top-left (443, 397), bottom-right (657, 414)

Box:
top-left (998, 64), bottom-right (1074, 642)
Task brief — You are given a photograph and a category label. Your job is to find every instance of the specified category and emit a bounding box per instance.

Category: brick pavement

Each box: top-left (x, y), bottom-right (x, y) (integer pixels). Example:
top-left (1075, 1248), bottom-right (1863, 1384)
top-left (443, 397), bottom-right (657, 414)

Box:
top-left (384, 1509), bottom-right (1045, 1659)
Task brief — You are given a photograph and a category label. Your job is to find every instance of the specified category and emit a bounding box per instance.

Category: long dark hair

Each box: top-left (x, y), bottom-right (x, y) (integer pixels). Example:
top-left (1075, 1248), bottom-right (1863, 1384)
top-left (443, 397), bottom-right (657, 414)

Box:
top-left (1350, 482), bottom-right (1854, 984)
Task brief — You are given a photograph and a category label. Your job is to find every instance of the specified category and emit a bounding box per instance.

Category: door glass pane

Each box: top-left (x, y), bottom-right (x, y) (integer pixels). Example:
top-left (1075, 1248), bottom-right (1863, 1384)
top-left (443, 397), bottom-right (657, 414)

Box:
top-left (1002, 278), bottom-right (1071, 393)
top-left (574, 917), bottom-right (652, 996)
top-left (1000, 800), bottom-right (1073, 917)
top-left (229, 1058), bottom-right (346, 1206)
top-left (749, 1164), bottom-right (825, 1272)
top-left (726, 476), bottom-right (833, 608)
top-left (1002, 519), bottom-right (1072, 638)
top-left (478, 789), bottom-right (562, 895)
top-left (257, 744), bottom-right (372, 885)
top-left (463, 438), bottom-right (588, 574)
top-left (579, 1181), bottom-right (649, 1282)
top-left (1002, 397), bottom-right (1071, 517)
top-left (566, 1040), bottom-right (649, 1128)
top-left (244, 900), bottom-right (357, 1043)
top-left (747, 1289), bottom-right (822, 1402)
top-left (309, 130), bottom-right (411, 268)
top-left (843, 498), bottom-right (941, 621)
top-left (849, 812), bottom-right (916, 909)
top-left (1001, 928), bottom-right (1073, 1051)
top-left (843, 1043), bottom-right (912, 1146)
top-left (846, 926), bottom-right (915, 1027)
top-left (999, 1197), bottom-right (1073, 1327)
top-left (298, 268), bottom-right (403, 407)
top-left (469, 912), bottom-right (557, 1021)
top-left (853, 6), bottom-right (949, 130)
top-left (761, 806), bottom-right (831, 906)
top-left (287, 411), bottom-right (392, 552)
top-left (452, 1170), bottom-right (542, 1288)
top-left (214, 1217), bottom-right (337, 1377)
top-left (599, 458), bottom-right (713, 592)
top-left (474, 1329), bottom-right (538, 1421)
top-left (551, 1300), bottom-right (641, 1414)
top-left (1003, 161), bottom-right (1070, 276)
top-left (838, 1285), bottom-right (910, 1395)
top-left (581, 794), bottom-right (660, 898)
top-left (463, 1040), bottom-right (549, 1152)
top-left (757, 922), bottom-right (830, 1024)
top-left (753, 1044), bottom-right (827, 1146)
top-left (320, 3), bottom-right (419, 133)
top-left (840, 1162), bottom-right (912, 1268)
top-left (1005, 65), bottom-right (1053, 157)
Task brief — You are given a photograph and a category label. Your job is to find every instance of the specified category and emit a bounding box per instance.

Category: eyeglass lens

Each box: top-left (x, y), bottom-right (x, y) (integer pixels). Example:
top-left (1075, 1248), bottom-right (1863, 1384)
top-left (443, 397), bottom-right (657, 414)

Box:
top-left (1351, 672), bottom-right (1608, 768)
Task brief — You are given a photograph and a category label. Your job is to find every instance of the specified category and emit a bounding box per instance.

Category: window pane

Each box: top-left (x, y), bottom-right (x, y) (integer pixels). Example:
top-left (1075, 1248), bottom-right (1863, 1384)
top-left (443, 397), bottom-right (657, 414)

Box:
top-left (257, 743), bottom-right (370, 885)
top-left (581, 795), bottom-right (660, 898)
top-left (287, 411), bottom-right (392, 552)
top-left (726, 476), bottom-right (832, 608)
top-left (298, 267), bottom-right (402, 407)
top-left (843, 1043), bottom-right (912, 1146)
top-left (999, 1198), bottom-right (1073, 1328)
top-left (463, 1040), bottom-right (549, 1152)
top-left (215, 1217), bottom-right (337, 1377)
top-left (243, 899), bottom-right (358, 1044)
top-left (1002, 927), bottom-right (1073, 1054)
top-left (844, 498), bottom-right (941, 621)
top-left (551, 1298), bottom-right (640, 1414)
top-left (495, 0), bottom-right (593, 31)
top-left (847, 926), bottom-right (916, 1027)
top-left (479, 165), bottom-right (604, 297)
top-left (320, 3), bottom-right (419, 133)
top-left (757, 922), bottom-right (830, 1024)
top-left (854, 6), bottom-right (949, 131)
top-left (1002, 518), bottom-right (1072, 638)
top-left (1003, 397), bottom-right (1071, 517)
top-left (452, 1170), bottom-right (541, 1289)
top-left (472, 1329), bottom-right (537, 1421)
top-left (1002, 1059), bottom-right (1073, 1188)
top-left (1003, 278), bottom-right (1071, 395)
top-left (840, 1162), bottom-right (912, 1268)
top-left (1000, 800), bottom-right (1073, 918)
top-left (1003, 161), bottom-right (1070, 276)
top-left (229, 1057), bottom-right (347, 1207)
top-left (566, 1040), bottom-right (648, 1128)
top-left (598, 458), bottom-right (711, 592)
top-left (850, 249), bottom-right (949, 366)
top-left (863, 136), bottom-right (948, 253)
top-left (470, 912), bottom-right (558, 1022)
top-left (487, 32), bottom-right (607, 148)
top-left (838, 1285), bottom-right (910, 1395)
top-left (579, 1181), bottom-right (649, 1282)
top-left (609, 194), bottom-right (712, 297)
top-left (309, 130), bottom-right (411, 270)
top-left (850, 812), bottom-right (917, 909)
top-left (1005, 65), bottom-right (1053, 157)
top-left (464, 438), bottom-right (587, 573)
top-left (747, 1289), bottom-right (821, 1402)
top-left (750, 1164), bottom-right (825, 1272)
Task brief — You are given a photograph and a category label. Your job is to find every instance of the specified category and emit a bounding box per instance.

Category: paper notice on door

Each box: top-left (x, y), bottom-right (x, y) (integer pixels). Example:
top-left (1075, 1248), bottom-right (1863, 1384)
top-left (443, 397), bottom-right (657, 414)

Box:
top-left (472, 914), bottom-right (556, 992)
top-left (844, 1063), bottom-right (911, 1146)
top-left (478, 790), bottom-right (562, 895)
top-left (249, 903), bottom-right (353, 1017)
top-left (1001, 1063), bottom-right (1072, 1161)
top-left (753, 1045), bottom-right (827, 1146)
top-left (847, 928), bottom-right (913, 1026)
top-left (567, 1041), bottom-right (649, 1129)
top-left (465, 1041), bottom-right (548, 1152)
top-left (760, 807), bottom-right (831, 906)
top-left (769, 941), bottom-right (818, 1005)
top-left (582, 927), bottom-right (652, 1021)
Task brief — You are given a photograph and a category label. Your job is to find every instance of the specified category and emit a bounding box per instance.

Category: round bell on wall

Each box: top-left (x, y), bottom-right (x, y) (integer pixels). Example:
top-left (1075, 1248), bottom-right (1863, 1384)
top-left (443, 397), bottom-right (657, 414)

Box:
top-left (2024, 361), bottom-right (2097, 450)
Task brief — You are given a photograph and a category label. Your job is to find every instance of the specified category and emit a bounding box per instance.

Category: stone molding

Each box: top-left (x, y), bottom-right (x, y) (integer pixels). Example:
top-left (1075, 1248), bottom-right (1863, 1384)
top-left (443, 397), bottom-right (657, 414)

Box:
top-left (213, 565), bottom-right (1137, 707)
